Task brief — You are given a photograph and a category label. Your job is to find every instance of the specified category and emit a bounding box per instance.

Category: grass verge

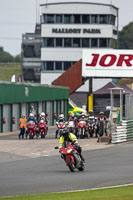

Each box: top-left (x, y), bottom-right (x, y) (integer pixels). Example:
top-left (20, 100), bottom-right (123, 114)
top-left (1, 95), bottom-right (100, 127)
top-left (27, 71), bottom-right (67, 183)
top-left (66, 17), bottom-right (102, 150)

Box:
top-left (0, 185), bottom-right (133, 200)
top-left (0, 63), bottom-right (21, 81)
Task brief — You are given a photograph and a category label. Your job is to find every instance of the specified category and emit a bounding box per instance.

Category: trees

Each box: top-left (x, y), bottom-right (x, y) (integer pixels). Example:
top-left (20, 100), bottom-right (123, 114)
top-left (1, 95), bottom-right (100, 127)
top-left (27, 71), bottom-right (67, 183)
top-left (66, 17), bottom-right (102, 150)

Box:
top-left (0, 46), bottom-right (20, 62)
top-left (118, 22), bottom-right (133, 49)
top-left (0, 46), bottom-right (14, 62)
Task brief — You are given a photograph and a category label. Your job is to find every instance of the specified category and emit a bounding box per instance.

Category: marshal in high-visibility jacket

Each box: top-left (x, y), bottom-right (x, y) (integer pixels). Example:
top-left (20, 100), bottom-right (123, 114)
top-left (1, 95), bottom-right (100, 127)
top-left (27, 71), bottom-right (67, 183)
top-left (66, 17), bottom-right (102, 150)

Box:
top-left (19, 115), bottom-right (27, 129)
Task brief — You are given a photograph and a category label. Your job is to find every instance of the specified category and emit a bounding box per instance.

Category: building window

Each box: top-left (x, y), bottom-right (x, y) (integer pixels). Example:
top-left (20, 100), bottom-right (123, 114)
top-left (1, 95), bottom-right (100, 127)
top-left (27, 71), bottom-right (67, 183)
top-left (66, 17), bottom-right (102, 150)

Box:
top-left (82, 38), bottom-right (90, 47)
top-left (99, 38), bottom-right (108, 47)
top-left (99, 15), bottom-right (108, 24)
top-left (113, 29), bottom-right (117, 35)
top-left (56, 15), bottom-right (62, 23)
top-left (47, 38), bottom-right (54, 47)
top-left (42, 62), bottom-right (46, 71)
top-left (91, 15), bottom-right (98, 24)
top-left (56, 38), bottom-right (62, 47)
top-left (91, 38), bottom-right (98, 47)
top-left (46, 14), bottom-right (55, 23)
top-left (73, 38), bottom-right (81, 47)
top-left (40, 15), bottom-right (44, 23)
top-left (73, 15), bottom-right (81, 24)
top-left (64, 38), bottom-right (72, 47)
top-left (55, 62), bottom-right (62, 70)
top-left (46, 62), bottom-right (54, 70)
top-left (110, 15), bottom-right (116, 25)
top-left (64, 62), bottom-right (72, 70)
top-left (82, 15), bottom-right (90, 24)
top-left (64, 15), bottom-right (72, 24)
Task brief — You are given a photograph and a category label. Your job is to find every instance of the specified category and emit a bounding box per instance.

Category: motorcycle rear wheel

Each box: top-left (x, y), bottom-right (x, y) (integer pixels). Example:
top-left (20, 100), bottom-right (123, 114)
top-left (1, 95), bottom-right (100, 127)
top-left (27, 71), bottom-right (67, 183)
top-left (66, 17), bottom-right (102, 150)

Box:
top-left (66, 157), bottom-right (75, 172)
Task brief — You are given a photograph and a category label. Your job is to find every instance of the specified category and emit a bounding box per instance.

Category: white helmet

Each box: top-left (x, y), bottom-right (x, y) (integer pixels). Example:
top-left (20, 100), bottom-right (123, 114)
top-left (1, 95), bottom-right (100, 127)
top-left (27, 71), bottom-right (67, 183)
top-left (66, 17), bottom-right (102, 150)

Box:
top-left (41, 112), bottom-right (45, 118)
top-left (59, 114), bottom-right (64, 120)
top-left (29, 113), bottom-right (34, 118)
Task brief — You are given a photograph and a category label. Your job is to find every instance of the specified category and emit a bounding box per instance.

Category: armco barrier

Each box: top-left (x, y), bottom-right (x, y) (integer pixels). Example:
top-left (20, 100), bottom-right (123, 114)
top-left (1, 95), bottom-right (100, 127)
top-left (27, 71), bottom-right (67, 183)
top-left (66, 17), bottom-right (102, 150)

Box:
top-left (112, 120), bottom-right (133, 144)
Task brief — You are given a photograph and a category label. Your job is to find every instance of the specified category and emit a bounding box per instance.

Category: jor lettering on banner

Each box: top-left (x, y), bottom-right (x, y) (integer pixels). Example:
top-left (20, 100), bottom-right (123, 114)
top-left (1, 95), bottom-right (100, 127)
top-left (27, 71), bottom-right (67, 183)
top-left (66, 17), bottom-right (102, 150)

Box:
top-left (82, 49), bottom-right (133, 78)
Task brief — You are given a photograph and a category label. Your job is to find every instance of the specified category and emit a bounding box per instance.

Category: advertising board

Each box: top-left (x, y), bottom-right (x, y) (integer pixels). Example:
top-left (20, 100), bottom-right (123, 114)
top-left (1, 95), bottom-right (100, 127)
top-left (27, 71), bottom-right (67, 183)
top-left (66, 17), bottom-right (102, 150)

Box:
top-left (82, 49), bottom-right (133, 78)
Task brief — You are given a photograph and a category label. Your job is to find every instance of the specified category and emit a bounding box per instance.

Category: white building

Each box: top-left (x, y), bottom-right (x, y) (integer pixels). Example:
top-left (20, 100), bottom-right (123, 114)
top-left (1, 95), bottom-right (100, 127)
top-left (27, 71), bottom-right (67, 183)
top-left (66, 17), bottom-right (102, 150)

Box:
top-left (40, 1), bottom-right (118, 91)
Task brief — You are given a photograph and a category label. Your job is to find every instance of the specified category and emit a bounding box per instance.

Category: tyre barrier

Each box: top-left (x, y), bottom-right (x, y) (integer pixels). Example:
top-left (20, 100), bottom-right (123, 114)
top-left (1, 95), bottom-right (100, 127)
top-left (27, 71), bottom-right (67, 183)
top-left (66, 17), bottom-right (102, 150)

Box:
top-left (112, 120), bottom-right (133, 144)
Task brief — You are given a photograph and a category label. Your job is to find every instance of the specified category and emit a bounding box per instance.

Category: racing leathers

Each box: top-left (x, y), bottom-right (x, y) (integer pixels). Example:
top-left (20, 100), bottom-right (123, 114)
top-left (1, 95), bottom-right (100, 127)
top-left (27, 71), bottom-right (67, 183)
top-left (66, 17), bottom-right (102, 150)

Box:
top-left (59, 132), bottom-right (84, 162)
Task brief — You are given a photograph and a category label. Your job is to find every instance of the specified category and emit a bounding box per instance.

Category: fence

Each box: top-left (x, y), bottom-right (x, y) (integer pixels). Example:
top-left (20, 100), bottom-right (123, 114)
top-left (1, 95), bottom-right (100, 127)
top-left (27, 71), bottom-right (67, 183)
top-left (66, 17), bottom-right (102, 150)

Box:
top-left (125, 94), bottom-right (133, 120)
top-left (112, 119), bottom-right (133, 144)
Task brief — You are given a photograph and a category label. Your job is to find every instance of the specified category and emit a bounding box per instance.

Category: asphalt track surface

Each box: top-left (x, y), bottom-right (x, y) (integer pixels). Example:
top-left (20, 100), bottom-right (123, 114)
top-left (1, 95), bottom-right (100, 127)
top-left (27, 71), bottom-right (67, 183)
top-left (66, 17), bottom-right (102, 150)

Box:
top-left (0, 131), bottom-right (133, 197)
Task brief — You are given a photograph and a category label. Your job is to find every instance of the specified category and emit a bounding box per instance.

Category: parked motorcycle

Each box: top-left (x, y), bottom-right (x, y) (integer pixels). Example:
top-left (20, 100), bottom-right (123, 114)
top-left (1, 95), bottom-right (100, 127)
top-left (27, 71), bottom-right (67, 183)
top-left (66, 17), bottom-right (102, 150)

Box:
top-left (38, 120), bottom-right (47, 138)
top-left (55, 142), bottom-right (84, 172)
top-left (97, 119), bottom-right (105, 137)
top-left (88, 116), bottom-right (96, 137)
top-left (26, 121), bottom-right (36, 139)
top-left (55, 122), bottom-right (66, 138)
top-left (78, 120), bottom-right (87, 139)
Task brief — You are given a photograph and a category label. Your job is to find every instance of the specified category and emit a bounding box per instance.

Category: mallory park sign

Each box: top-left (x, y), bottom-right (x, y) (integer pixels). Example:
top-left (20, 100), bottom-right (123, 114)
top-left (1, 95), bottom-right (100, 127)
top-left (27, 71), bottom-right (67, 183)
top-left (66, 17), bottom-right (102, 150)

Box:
top-left (82, 49), bottom-right (133, 78)
top-left (52, 28), bottom-right (101, 34)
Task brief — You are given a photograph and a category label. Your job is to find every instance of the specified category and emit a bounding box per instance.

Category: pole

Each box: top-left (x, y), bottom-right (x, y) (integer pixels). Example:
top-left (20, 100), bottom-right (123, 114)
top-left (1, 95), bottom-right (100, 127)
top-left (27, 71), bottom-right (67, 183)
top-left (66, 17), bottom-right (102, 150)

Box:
top-left (88, 78), bottom-right (93, 112)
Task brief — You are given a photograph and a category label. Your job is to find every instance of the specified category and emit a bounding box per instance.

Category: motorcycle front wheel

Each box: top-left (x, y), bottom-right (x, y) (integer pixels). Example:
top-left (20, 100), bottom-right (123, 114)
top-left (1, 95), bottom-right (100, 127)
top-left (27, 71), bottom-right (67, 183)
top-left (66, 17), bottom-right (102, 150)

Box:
top-left (78, 163), bottom-right (85, 171)
top-left (66, 157), bottom-right (75, 172)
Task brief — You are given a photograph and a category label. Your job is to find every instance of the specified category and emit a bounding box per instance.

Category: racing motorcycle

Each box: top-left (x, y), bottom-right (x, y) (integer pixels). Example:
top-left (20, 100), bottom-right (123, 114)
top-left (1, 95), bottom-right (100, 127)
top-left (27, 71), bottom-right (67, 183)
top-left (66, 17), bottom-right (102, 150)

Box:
top-left (26, 121), bottom-right (36, 139)
top-left (67, 120), bottom-right (75, 133)
top-left (55, 121), bottom-right (66, 138)
top-left (55, 142), bottom-right (85, 172)
top-left (78, 120), bottom-right (87, 139)
top-left (38, 120), bottom-right (47, 139)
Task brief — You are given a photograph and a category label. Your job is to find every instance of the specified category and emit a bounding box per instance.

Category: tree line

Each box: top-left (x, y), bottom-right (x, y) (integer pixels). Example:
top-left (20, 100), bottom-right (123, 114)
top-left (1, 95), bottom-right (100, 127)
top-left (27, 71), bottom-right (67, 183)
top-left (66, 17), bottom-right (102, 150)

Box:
top-left (118, 22), bottom-right (133, 49)
top-left (0, 46), bottom-right (20, 63)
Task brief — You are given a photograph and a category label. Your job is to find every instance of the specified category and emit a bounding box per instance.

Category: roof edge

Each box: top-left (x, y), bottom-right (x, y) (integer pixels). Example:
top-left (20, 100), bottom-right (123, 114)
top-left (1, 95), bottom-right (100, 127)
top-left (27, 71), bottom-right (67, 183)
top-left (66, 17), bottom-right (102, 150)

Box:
top-left (40, 2), bottom-right (118, 10)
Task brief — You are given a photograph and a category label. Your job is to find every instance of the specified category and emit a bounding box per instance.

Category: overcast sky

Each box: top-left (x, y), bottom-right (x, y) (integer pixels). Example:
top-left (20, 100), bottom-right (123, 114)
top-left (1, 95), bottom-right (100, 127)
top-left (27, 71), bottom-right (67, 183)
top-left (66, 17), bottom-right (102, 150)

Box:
top-left (0, 0), bottom-right (133, 56)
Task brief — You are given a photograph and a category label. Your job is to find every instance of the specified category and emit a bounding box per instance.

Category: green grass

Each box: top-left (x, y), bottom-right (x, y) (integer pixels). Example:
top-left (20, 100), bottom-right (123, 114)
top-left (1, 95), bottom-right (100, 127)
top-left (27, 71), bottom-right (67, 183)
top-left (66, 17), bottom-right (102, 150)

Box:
top-left (0, 185), bottom-right (133, 200)
top-left (0, 63), bottom-right (21, 81)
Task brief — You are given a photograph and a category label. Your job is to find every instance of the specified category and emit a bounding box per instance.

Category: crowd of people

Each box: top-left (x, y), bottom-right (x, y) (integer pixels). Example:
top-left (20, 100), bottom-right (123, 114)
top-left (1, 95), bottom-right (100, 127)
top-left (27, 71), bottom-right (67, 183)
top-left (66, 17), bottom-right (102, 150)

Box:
top-left (19, 108), bottom-right (108, 140)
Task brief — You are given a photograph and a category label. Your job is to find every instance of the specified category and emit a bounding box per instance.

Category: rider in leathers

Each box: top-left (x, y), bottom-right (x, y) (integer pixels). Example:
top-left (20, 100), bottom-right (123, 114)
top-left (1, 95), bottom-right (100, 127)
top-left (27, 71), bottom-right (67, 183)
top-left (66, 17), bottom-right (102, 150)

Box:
top-left (59, 129), bottom-right (85, 163)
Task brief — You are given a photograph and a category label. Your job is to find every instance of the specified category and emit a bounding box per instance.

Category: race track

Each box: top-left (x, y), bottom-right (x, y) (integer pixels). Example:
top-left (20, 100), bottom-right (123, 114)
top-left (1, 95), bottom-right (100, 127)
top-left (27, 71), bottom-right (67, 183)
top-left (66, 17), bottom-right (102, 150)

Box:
top-left (0, 140), bottom-right (133, 197)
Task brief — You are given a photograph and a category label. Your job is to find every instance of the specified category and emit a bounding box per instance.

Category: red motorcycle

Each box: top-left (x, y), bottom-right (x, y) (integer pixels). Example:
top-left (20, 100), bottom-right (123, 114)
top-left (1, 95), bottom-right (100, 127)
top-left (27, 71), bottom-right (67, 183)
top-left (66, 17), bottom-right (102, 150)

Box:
top-left (55, 122), bottom-right (66, 138)
top-left (26, 121), bottom-right (36, 139)
top-left (78, 120), bottom-right (87, 139)
top-left (38, 120), bottom-right (47, 139)
top-left (55, 142), bottom-right (84, 172)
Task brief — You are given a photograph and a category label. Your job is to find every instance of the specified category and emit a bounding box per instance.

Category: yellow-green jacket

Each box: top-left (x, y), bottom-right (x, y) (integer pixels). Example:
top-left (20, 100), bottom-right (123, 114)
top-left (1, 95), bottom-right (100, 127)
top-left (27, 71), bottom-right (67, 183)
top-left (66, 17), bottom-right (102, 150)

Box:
top-left (59, 133), bottom-right (78, 149)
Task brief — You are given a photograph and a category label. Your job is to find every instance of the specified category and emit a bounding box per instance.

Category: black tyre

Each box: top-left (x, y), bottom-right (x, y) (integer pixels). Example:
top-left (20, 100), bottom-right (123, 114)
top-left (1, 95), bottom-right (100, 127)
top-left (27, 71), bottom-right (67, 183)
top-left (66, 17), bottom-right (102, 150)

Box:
top-left (41, 133), bottom-right (45, 138)
top-left (89, 130), bottom-right (93, 137)
top-left (78, 163), bottom-right (85, 171)
top-left (80, 128), bottom-right (83, 139)
top-left (76, 130), bottom-right (79, 139)
top-left (99, 121), bottom-right (104, 136)
top-left (55, 130), bottom-right (58, 139)
top-left (66, 157), bottom-right (75, 172)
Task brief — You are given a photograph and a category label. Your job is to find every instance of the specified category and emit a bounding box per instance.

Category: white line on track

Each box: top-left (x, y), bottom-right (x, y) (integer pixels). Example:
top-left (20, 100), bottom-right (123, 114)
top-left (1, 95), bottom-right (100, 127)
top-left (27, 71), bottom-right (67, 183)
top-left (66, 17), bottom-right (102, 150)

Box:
top-left (2, 183), bottom-right (133, 198)
top-left (57, 183), bottom-right (133, 194)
